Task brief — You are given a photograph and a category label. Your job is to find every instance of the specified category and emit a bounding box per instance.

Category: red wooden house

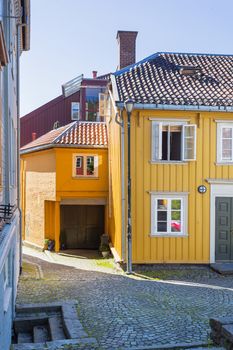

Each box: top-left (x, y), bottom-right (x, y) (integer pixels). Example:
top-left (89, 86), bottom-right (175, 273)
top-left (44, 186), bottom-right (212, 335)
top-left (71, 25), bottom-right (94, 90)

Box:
top-left (20, 72), bottom-right (108, 146)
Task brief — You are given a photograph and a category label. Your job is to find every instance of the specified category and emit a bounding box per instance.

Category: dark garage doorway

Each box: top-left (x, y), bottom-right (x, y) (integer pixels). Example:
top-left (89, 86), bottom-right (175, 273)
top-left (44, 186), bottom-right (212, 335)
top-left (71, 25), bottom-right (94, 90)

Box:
top-left (60, 205), bottom-right (105, 249)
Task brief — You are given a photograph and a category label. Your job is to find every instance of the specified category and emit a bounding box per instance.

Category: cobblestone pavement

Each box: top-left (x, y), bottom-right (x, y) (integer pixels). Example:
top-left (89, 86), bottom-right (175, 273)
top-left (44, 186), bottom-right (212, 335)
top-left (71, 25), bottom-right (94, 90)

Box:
top-left (17, 251), bottom-right (233, 350)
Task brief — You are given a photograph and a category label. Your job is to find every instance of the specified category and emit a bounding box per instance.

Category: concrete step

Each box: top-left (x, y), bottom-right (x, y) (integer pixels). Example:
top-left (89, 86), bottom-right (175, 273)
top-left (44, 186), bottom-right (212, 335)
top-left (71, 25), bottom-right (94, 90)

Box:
top-left (33, 325), bottom-right (50, 343)
top-left (48, 316), bottom-right (66, 341)
top-left (12, 343), bottom-right (46, 350)
top-left (210, 263), bottom-right (233, 275)
top-left (17, 332), bottom-right (33, 344)
top-left (14, 316), bottom-right (48, 333)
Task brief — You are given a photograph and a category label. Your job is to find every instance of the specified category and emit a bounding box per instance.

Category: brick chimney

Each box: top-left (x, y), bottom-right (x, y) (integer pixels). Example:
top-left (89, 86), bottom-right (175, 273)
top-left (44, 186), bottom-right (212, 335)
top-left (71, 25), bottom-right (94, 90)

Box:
top-left (32, 132), bottom-right (37, 141)
top-left (117, 30), bottom-right (138, 70)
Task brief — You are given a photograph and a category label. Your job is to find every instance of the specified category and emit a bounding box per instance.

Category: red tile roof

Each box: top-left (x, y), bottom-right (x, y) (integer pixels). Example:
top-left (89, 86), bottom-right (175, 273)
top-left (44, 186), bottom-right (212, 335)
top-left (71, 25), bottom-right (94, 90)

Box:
top-left (21, 122), bottom-right (108, 153)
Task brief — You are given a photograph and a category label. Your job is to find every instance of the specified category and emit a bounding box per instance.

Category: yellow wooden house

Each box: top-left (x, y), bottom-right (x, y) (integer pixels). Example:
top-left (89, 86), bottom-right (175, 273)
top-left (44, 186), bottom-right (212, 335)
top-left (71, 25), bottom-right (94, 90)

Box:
top-left (108, 52), bottom-right (233, 264)
top-left (21, 121), bottom-right (108, 252)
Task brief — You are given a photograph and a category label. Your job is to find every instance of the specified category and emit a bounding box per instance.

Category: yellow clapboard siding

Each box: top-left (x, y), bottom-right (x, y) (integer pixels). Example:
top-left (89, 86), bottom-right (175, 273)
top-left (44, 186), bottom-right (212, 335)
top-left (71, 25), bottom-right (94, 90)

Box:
top-left (195, 117), bottom-right (203, 261)
top-left (143, 114), bottom-right (151, 261)
top-left (109, 109), bottom-right (233, 263)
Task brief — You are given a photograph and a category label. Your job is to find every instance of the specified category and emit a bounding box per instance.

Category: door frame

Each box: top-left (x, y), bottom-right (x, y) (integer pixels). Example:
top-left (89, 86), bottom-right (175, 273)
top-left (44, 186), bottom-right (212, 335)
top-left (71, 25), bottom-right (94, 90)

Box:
top-left (210, 181), bottom-right (233, 263)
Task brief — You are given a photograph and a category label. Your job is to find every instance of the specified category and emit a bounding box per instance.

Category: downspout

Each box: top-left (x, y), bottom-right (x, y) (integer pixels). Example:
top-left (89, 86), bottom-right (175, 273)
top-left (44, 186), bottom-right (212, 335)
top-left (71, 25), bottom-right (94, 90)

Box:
top-left (16, 23), bottom-right (23, 274)
top-left (115, 110), bottom-right (125, 261)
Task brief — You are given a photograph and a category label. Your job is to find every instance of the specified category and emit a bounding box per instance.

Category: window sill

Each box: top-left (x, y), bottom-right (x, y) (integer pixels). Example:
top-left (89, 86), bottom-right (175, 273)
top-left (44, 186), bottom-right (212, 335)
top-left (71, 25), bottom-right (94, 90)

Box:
top-left (149, 233), bottom-right (188, 238)
top-left (215, 162), bottom-right (233, 166)
top-left (150, 161), bottom-right (188, 165)
top-left (72, 176), bottom-right (99, 180)
top-left (3, 287), bottom-right (12, 313)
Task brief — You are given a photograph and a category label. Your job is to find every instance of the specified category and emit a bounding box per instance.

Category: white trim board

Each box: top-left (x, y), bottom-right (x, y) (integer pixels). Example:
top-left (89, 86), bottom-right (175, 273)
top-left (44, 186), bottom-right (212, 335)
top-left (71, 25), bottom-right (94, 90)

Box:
top-left (210, 183), bottom-right (233, 263)
top-left (60, 198), bottom-right (107, 205)
top-left (206, 178), bottom-right (233, 184)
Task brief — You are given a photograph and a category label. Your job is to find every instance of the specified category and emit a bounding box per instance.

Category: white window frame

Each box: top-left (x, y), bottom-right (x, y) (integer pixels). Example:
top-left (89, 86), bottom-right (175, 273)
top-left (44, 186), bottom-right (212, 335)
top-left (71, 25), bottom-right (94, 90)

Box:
top-left (71, 102), bottom-right (80, 120)
top-left (76, 156), bottom-right (82, 169)
top-left (151, 193), bottom-right (188, 237)
top-left (217, 122), bottom-right (233, 163)
top-left (73, 154), bottom-right (98, 178)
top-left (151, 121), bottom-right (196, 162)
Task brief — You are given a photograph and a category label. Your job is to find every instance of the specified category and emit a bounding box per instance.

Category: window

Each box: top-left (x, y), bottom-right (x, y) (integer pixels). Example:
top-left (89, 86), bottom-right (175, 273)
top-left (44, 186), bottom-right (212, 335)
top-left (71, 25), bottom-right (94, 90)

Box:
top-left (71, 102), bottom-right (80, 120)
top-left (151, 194), bottom-right (188, 236)
top-left (87, 156), bottom-right (94, 175)
top-left (152, 121), bottom-right (196, 162)
top-left (84, 87), bottom-right (105, 121)
top-left (73, 154), bottom-right (98, 177)
top-left (76, 156), bottom-right (84, 175)
top-left (217, 123), bottom-right (233, 163)
top-left (85, 88), bottom-right (99, 121)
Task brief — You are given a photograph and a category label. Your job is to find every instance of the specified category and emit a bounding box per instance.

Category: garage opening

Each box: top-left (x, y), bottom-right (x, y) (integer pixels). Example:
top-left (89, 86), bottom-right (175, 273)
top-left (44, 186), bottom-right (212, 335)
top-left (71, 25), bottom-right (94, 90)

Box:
top-left (60, 205), bottom-right (105, 249)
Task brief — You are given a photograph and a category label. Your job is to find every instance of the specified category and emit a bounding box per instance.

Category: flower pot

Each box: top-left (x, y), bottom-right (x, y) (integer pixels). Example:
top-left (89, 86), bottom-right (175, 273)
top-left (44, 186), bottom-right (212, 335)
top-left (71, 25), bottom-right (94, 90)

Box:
top-left (101, 251), bottom-right (109, 258)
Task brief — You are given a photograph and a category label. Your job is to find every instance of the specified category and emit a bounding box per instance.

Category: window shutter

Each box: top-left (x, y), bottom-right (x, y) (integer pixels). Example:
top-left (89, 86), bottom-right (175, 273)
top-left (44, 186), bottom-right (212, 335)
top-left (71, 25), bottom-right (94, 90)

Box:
top-left (94, 156), bottom-right (98, 176)
top-left (152, 122), bottom-right (162, 160)
top-left (182, 124), bottom-right (196, 161)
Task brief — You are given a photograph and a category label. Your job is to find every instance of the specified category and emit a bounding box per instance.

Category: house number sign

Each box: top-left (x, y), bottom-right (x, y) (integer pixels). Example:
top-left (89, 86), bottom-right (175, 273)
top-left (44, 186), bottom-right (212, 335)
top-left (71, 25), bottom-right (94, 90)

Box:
top-left (198, 185), bottom-right (207, 194)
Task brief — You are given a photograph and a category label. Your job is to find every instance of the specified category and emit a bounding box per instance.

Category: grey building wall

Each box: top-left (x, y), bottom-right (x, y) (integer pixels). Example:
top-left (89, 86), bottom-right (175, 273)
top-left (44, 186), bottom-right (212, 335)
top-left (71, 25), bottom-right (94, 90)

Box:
top-left (0, 1), bottom-right (30, 349)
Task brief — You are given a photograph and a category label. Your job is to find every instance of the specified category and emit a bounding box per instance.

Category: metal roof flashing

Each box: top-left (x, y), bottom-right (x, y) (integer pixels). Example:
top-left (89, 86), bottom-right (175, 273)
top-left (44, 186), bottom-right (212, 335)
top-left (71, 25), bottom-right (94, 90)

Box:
top-left (115, 102), bottom-right (233, 113)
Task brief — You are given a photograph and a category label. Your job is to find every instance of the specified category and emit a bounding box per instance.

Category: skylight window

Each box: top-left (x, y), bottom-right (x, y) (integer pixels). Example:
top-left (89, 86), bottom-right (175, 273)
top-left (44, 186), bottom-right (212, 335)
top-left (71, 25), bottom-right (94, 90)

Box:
top-left (179, 65), bottom-right (201, 76)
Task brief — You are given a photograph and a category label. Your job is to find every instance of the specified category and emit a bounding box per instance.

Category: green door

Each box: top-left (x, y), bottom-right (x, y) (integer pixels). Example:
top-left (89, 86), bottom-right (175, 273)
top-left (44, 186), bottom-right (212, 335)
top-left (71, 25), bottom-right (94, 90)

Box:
top-left (60, 205), bottom-right (104, 249)
top-left (215, 197), bottom-right (233, 261)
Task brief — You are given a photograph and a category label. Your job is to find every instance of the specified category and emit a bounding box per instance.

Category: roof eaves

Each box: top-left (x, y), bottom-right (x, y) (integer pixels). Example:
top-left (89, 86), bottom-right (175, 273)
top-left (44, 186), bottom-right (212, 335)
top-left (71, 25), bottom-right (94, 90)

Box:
top-left (20, 143), bottom-right (108, 155)
top-left (114, 51), bottom-right (233, 78)
top-left (20, 144), bottom-right (54, 155)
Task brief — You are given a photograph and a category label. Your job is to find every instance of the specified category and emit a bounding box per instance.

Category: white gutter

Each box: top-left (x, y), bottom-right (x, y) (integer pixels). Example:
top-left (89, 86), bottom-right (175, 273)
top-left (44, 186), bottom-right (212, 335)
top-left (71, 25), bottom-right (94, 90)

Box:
top-left (116, 102), bottom-right (233, 112)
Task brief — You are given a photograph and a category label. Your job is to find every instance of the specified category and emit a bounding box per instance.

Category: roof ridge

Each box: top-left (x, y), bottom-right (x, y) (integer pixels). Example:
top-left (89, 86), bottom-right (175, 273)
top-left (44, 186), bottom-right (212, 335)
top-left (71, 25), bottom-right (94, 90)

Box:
top-left (158, 51), bottom-right (233, 57)
top-left (53, 121), bottom-right (76, 144)
top-left (114, 51), bottom-right (233, 77)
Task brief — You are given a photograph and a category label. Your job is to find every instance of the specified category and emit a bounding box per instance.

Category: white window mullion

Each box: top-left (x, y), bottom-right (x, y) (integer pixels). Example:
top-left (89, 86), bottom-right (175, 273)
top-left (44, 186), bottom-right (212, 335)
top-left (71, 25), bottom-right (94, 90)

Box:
top-left (167, 125), bottom-right (170, 161)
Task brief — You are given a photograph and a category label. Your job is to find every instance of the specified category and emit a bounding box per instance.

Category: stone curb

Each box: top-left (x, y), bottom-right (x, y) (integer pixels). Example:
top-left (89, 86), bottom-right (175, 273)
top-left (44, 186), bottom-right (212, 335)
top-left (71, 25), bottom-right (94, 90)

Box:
top-left (44, 250), bottom-right (55, 262)
top-left (62, 302), bottom-right (88, 339)
top-left (124, 341), bottom-right (212, 350)
top-left (46, 337), bottom-right (98, 349)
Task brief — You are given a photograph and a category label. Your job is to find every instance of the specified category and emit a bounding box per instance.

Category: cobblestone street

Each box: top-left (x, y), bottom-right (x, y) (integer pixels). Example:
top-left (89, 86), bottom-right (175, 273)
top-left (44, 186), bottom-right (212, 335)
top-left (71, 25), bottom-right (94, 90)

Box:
top-left (17, 249), bottom-right (233, 349)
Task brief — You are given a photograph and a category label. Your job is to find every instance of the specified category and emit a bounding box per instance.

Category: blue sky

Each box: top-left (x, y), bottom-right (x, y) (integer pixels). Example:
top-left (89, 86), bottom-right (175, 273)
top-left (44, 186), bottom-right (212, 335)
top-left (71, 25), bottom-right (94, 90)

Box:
top-left (20, 0), bottom-right (232, 116)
